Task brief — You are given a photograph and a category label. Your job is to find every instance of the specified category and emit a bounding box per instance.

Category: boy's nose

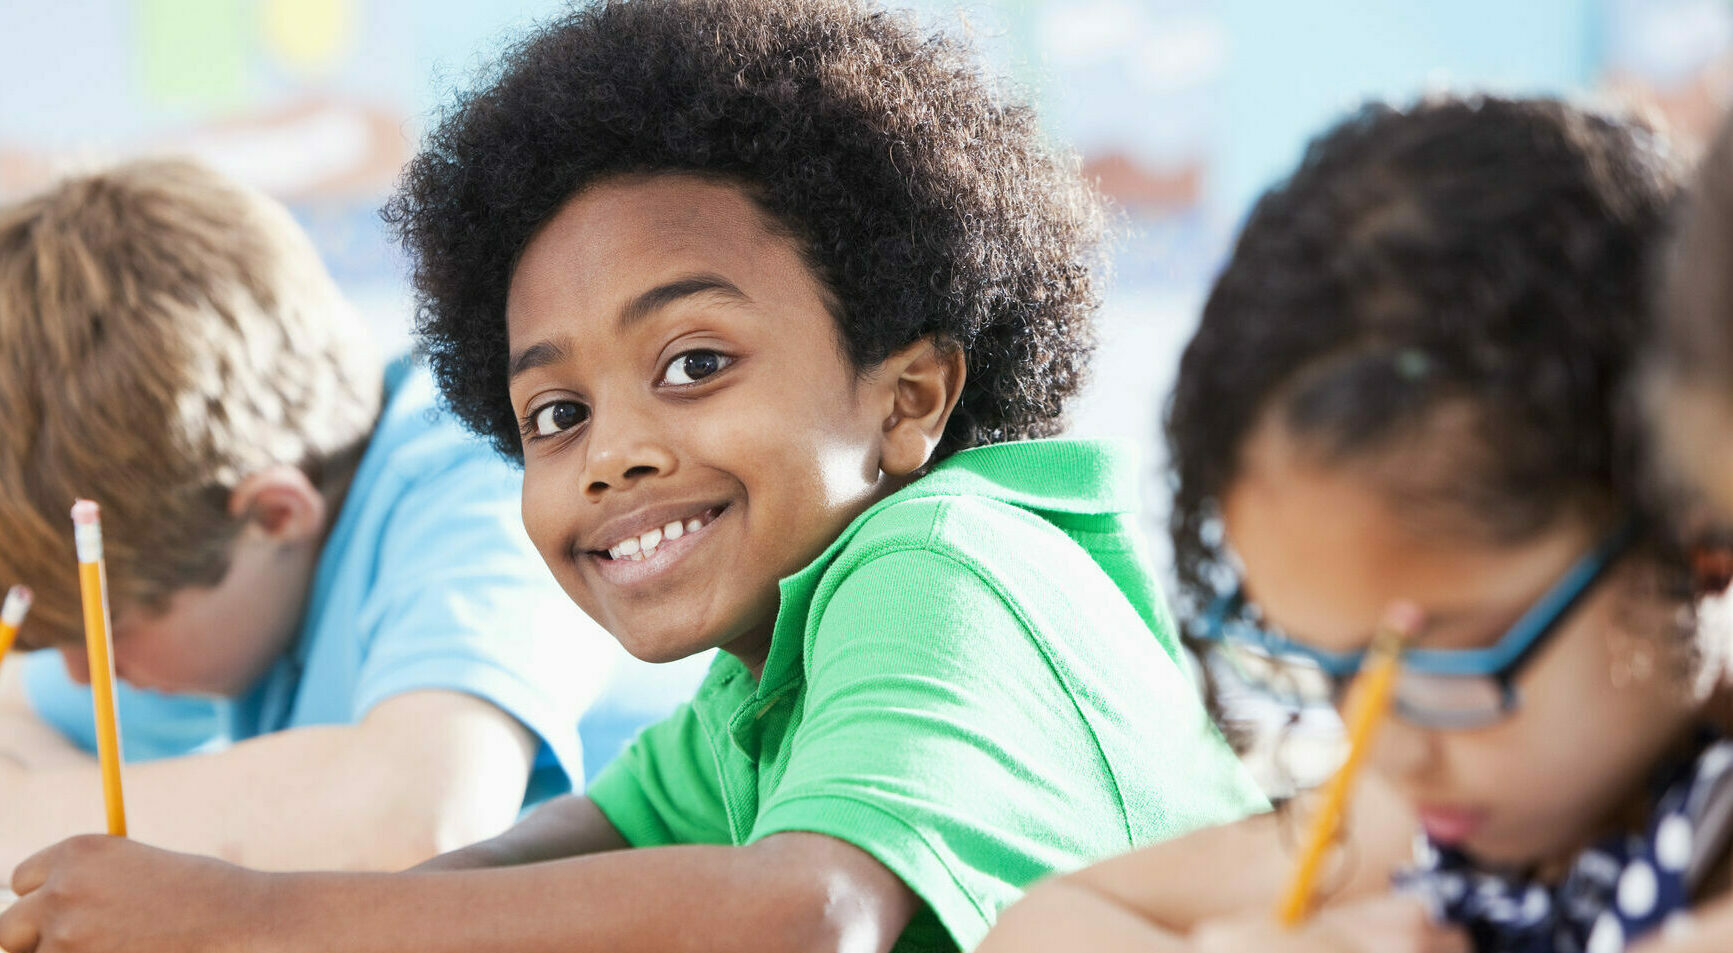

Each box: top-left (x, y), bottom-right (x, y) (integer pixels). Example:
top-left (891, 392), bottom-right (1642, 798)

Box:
top-left (581, 411), bottom-right (676, 499)
top-left (58, 645), bottom-right (93, 686)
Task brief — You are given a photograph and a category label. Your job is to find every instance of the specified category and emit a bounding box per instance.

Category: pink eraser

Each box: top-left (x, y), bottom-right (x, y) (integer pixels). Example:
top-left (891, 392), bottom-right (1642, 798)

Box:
top-left (8, 585), bottom-right (31, 606)
top-left (71, 499), bottom-right (100, 525)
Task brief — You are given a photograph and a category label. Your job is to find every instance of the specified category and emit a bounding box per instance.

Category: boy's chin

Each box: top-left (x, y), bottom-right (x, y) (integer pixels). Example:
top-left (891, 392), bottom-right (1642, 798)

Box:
top-left (610, 626), bottom-right (718, 666)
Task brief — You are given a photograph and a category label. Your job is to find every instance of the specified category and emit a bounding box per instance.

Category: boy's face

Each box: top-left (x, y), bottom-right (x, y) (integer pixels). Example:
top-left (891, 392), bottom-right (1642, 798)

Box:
top-left (506, 175), bottom-right (900, 673)
top-left (56, 531), bottom-right (317, 698)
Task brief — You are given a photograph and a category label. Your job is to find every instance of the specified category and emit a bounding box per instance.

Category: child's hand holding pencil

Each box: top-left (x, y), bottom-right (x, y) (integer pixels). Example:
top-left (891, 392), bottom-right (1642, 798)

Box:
top-left (0, 835), bottom-right (262, 953)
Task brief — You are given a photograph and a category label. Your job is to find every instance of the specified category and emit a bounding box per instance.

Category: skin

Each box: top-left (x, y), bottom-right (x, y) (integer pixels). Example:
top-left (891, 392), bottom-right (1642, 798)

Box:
top-left (54, 465), bottom-right (325, 697)
top-left (978, 412), bottom-right (1727, 953)
top-left (1224, 420), bottom-right (1704, 870)
top-left (1650, 380), bottom-right (1733, 531)
top-left (0, 173), bottom-right (968, 953)
top-left (0, 465), bottom-right (538, 874)
top-left (507, 174), bottom-right (953, 673)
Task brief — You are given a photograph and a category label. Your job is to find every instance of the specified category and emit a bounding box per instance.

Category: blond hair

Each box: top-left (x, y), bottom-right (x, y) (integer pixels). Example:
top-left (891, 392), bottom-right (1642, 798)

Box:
top-left (0, 158), bottom-right (381, 645)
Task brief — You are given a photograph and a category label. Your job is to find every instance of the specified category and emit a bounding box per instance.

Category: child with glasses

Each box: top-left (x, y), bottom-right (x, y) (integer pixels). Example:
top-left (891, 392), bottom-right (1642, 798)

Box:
top-left (978, 96), bottom-right (1733, 953)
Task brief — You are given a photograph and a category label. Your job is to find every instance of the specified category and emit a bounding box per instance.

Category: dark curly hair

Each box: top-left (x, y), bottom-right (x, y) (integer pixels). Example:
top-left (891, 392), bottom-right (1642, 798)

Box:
top-left (1166, 96), bottom-right (1683, 635)
top-left (384, 0), bottom-right (1105, 462)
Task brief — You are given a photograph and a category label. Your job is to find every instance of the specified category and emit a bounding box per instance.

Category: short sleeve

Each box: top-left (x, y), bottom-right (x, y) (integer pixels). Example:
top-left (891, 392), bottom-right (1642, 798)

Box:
top-left (587, 698), bottom-right (734, 848)
top-left (346, 447), bottom-right (609, 796)
top-left (22, 650), bottom-right (228, 761)
top-left (749, 547), bottom-right (1142, 951)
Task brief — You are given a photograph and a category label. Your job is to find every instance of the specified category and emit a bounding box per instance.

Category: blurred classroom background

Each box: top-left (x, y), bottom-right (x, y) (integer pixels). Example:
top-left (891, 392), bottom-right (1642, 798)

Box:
top-left (2, 0), bottom-right (1728, 578)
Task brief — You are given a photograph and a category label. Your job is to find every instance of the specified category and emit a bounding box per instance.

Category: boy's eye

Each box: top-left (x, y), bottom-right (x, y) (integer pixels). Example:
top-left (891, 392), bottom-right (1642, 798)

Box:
top-left (531, 400), bottom-right (588, 437)
top-left (660, 350), bottom-right (731, 386)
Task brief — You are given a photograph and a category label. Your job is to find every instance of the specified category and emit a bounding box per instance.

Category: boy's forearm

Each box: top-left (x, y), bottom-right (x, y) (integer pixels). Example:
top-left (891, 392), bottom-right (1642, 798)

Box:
top-left (264, 838), bottom-right (904, 953)
top-left (0, 667), bottom-right (90, 771)
top-left (414, 795), bottom-right (629, 871)
top-left (0, 710), bottom-right (92, 771)
top-left (0, 691), bottom-right (534, 873)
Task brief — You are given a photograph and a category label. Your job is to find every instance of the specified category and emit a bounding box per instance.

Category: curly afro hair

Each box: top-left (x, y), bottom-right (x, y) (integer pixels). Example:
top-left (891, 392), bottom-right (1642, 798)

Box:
top-left (1165, 96), bottom-right (1682, 629)
top-left (385, 0), bottom-right (1106, 463)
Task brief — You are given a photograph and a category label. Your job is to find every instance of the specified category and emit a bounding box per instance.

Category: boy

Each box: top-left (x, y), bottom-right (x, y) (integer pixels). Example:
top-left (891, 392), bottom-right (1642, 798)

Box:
top-left (0, 3), bottom-right (1264, 951)
top-left (0, 158), bottom-right (614, 872)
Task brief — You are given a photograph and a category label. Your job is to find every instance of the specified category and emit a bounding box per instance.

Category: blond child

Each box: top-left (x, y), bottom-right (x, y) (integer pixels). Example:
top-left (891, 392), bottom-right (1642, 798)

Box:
top-left (0, 158), bottom-right (613, 873)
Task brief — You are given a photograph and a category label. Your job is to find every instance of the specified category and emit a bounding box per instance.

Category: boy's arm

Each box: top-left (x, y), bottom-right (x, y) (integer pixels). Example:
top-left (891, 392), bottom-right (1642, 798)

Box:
top-left (0, 663), bottom-right (90, 771)
top-left (0, 828), bottom-right (919, 953)
top-left (0, 688), bottom-right (535, 874)
top-left (412, 793), bottom-right (629, 870)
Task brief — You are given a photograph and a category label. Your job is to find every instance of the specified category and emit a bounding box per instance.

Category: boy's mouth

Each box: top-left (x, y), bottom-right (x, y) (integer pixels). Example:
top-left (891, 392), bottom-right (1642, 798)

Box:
top-left (582, 503), bottom-right (730, 587)
top-left (595, 505), bottom-right (726, 561)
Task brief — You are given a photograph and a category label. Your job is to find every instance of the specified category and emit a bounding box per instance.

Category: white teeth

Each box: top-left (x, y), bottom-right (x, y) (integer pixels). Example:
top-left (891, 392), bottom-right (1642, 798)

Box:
top-left (604, 511), bottom-right (713, 560)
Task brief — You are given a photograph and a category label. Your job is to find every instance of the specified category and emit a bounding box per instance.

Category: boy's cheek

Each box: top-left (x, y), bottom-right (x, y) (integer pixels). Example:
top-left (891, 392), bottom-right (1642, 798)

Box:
top-left (520, 481), bottom-right (574, 568)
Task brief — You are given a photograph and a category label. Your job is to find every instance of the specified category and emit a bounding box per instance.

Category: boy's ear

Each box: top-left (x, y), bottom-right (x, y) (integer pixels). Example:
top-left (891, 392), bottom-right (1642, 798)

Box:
top-left (878, 337), bottom-right (967, 478)
top-left (228, 465), bottom-right (326, 544)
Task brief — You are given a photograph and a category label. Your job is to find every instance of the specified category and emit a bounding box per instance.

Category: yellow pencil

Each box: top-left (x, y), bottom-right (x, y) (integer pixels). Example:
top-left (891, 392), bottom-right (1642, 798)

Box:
top-left (0, 585), bottom-right (32, 670)
top-left (1276, 605), bottom-right (1417, 926)
top-left (72, 499), bottom-right (127, 837)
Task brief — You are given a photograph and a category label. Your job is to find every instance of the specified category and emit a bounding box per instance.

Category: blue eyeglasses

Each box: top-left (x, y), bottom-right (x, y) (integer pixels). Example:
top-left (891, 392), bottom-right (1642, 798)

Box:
top-left (1198, 519), bottom-right (1641, 730)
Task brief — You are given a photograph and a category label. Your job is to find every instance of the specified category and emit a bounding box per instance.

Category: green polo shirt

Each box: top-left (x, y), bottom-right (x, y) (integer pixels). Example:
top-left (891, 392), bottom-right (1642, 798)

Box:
top-left (588, 439), bottom-right (1266, 952)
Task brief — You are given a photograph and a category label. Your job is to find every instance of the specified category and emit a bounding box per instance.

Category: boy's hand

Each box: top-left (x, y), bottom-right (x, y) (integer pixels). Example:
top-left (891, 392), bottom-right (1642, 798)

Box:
top-left (1190, 895), bottom-right (1469, 953)
top-left (0, 836), bottom-right (272, 953)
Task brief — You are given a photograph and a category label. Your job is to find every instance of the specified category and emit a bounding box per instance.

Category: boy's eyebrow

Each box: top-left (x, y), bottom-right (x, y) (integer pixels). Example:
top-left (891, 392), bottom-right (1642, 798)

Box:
top-left (508, 338), bottom-right (573, 381)
top-left (509, 275), bottom-right (751, 381)
top-left (618, 274), bottom-right (750, 328)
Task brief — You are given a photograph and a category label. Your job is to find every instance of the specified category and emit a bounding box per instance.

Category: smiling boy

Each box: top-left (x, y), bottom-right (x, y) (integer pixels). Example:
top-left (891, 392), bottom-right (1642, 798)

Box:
top-left (0, 3), bottom-right (1264, 952)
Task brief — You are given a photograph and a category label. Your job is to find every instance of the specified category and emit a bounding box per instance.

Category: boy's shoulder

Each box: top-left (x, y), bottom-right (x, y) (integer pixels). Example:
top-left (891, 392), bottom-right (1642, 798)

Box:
top-left (802, 439), bottom-right (1150, 635)
top-left (833, 487), bottom-right (1054, 574)
top-left (309, 359), bottom-right (529, 577)
top-left (831, 438), bottom-right (1140, 569)
top-left (361, 360), bottom-right (514, 486)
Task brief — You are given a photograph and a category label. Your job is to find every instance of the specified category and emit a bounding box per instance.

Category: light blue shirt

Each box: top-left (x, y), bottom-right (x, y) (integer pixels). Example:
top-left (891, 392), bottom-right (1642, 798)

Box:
top-left (25, 360), bottom-right (625, 804)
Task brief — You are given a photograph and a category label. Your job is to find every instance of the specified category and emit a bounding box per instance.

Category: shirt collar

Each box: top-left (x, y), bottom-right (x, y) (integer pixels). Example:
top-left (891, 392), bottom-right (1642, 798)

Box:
top-left (751, 438), bottom-right (1141, 696)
